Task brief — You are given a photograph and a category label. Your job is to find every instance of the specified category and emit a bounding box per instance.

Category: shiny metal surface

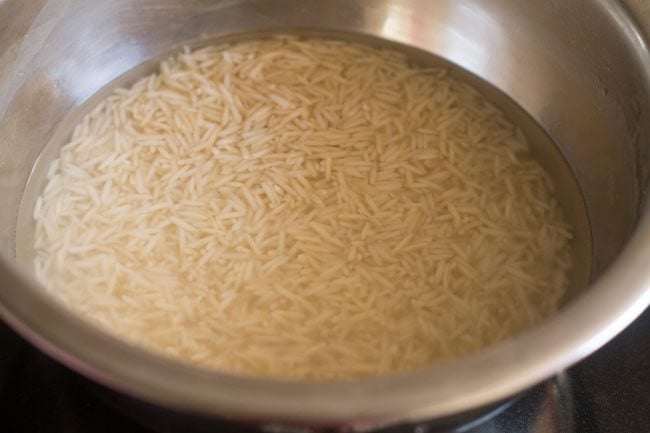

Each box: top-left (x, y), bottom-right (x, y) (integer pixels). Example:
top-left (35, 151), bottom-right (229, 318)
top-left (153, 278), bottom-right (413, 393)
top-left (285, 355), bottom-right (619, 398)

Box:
top-left (0, 0), bottom-right (650, 428)
top-left (90, 375), bottom-right (577, 433)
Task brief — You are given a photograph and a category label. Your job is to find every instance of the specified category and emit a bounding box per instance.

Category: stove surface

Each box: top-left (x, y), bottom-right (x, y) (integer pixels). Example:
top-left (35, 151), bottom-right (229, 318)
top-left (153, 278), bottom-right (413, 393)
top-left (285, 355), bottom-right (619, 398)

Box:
top-left (0, 309), bottom-right (647, 433)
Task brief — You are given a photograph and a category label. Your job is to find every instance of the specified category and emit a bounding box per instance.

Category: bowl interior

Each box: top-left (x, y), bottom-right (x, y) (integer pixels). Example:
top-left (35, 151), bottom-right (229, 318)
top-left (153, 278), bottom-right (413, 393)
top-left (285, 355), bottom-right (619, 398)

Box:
top-left (12, 30), bottom-right (593, 305)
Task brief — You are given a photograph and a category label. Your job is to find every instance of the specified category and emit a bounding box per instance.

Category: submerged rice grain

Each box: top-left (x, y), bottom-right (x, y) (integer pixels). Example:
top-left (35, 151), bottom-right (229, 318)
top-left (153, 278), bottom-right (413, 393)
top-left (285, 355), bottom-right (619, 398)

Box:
top-left (33, 37), bottom-right (572, 380)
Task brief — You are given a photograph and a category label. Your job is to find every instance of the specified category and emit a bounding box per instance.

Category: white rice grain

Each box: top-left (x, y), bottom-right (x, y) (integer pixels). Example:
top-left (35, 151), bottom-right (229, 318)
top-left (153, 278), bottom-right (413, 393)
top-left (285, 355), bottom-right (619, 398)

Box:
top-left (33, 36), bottom-right (573, 381)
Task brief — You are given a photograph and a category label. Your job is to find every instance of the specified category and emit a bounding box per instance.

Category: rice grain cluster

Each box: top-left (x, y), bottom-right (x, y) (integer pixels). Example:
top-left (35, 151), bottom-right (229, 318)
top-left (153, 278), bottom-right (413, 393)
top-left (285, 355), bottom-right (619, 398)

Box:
top-left (33, 37), bottom-right (572, 380)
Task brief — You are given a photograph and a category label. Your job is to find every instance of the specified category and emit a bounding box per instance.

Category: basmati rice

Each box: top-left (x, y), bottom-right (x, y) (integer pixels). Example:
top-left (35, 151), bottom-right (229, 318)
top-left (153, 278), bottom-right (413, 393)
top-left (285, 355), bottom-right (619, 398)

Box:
top-left (33, 36), bottom-right (572, 380)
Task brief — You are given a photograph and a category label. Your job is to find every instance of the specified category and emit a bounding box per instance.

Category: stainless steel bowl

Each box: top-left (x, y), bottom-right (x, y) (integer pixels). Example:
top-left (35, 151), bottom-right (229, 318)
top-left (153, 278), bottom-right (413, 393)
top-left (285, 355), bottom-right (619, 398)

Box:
top-left (1, 0), bottom-right (649, 429)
